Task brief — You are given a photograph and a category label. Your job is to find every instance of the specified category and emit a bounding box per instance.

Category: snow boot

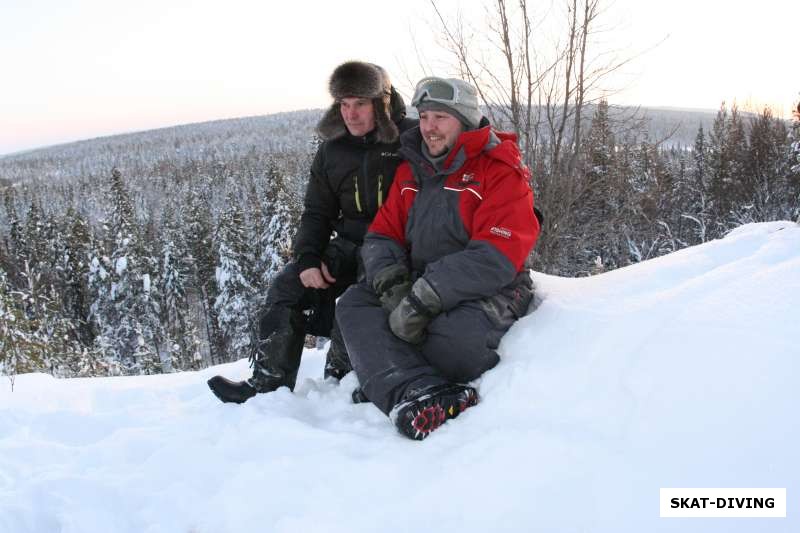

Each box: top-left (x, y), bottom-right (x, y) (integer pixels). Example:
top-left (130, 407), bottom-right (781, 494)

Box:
top-left (323, 323), bottom-right (353, 380)
top-left (208, 306), bottom-right (305, 404)
top-left (351, 386), bottom-right (369, 404)
top-left (207, 376), bottom-right (257, 404)
top-left (390, 384), bottom-right (479, 441)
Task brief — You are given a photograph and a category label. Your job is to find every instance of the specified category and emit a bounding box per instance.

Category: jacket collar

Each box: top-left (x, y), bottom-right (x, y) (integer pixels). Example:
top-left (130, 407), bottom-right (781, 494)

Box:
top-left (399, 125), bottom-right (506, 179)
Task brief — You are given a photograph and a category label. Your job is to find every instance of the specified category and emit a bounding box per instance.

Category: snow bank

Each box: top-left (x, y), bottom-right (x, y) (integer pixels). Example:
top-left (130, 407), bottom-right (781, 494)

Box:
top-left (1, 222), bottom-right (798, 533)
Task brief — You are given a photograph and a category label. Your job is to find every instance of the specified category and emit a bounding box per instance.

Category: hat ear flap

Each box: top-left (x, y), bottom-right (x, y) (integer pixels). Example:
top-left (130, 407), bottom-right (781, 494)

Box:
top-left (373, 97), bottom-right (399, 144)
top-left (316, 103), bottom-right (348, 141)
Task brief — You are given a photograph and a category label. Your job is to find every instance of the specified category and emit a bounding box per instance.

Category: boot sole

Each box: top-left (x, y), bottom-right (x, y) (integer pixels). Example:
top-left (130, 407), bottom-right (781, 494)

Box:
top-left (394, 386), bottom-right (479, 440)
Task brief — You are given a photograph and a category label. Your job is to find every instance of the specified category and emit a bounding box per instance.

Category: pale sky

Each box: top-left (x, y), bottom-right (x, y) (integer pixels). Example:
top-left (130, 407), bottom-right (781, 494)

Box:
top-left (1, 0), bottom-right (796, 155)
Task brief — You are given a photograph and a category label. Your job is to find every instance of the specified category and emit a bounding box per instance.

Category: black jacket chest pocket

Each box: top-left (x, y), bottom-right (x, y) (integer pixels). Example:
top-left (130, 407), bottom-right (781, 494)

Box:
top-left (347, 173), bottom-right (388, 219)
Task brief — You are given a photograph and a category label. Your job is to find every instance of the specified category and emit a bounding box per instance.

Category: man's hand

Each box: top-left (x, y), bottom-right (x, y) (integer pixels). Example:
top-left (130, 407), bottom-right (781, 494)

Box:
top-left (299, 264), bottom-right (337, 289)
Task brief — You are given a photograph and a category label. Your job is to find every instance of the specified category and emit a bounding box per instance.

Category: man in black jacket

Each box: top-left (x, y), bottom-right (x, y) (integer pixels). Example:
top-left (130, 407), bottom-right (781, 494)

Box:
top-left (208, 61), bottom-right (417, 404)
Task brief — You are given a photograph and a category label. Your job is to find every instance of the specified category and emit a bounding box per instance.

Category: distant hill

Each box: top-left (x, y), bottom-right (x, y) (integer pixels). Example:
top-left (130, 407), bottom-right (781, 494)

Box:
top-left (0, 105), bottom-right (720, 185)
top-left (0, 110), bottom-right (322, 185)
top-left (633, 105), bottom-right (720, 147)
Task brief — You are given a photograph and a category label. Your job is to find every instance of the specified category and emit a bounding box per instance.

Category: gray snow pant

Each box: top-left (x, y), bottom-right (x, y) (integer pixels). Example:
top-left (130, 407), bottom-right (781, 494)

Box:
top-left (337, 280), bottom-right (528, 415)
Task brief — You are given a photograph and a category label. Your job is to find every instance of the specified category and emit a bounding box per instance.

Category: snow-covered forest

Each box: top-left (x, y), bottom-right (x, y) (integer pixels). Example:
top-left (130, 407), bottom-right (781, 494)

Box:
top-left (1, 101), bottom-right (798, 379)
top-left (0, 112), bottom-right (319, 378)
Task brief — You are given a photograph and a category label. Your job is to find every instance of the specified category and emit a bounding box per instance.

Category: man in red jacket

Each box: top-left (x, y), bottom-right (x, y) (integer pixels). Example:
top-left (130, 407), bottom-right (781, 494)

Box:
top-left (336, 76), bottom-right (541, 440)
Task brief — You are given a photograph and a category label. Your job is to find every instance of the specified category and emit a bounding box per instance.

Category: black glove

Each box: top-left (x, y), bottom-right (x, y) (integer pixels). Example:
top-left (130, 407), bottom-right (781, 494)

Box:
top-left (372, 263), bottom-right (412, 314)
top-left (388, 277), bottom-right (442, 345)
top-left (322, 238), bottom-right (359, 281)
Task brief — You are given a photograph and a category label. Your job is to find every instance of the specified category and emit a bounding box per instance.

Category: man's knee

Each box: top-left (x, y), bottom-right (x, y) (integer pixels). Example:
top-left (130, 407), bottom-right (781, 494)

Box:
top-left (265, 262), bottom-right (305, 305)
top-left (423, 306), bottom-right (501, 382)
top-left (257, 304), bottom-right (302, 340)
top-left (436, 344), bottom-right (499, 383)
top-left (338, 283), bottom-right (379, 310)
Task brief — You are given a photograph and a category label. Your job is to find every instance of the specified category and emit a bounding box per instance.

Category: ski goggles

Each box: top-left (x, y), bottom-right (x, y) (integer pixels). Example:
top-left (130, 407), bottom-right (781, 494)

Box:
top-left (411, 77), bottom-right (464, 107)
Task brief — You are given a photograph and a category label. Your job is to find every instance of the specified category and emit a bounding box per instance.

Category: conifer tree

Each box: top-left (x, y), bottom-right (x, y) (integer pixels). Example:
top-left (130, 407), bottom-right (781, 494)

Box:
top-left (788, 101), bottom-right (800, 221)
top-left (0, 260), bottom-right (82, 378)
top-left (792, 102), bottom-right (800, 169)
top-left (61, 208), bottom-right (94, 346)
top-left (744, 107), bottom-right (790, 221)
top-left (159, 209), bottom-right (203, 371)
top-left (23, 268), bottom-right (80, 377)
top-left (0, 269), bottom-right (42, 381)
top-left (22, 199), bottom-right (47, 269)
top-left (725, 103), bottom-right (749, 207)
top-left (1, 187), bottom-right (23, 283)
top-left (87, 253), bottom-right (120, 375)
top-left (243, 174), bottom-right (267, 286)
top-left (259, 195), bottom-right (294, 285)
top-left (570, 100), bottom-right (627, 271)
top-left (184, 181), bottom-right (220, 363)
top-left (583, 99), bottom-right (615, 181)
top-left (707, 102), bottom-right (731, 229)
top-left (693, 125), bottom-right (707, 192)
top-left (214, 189), bottom-right (255, 361)
top-left (676, 124), bottom-right (711, 243)
top-left (91, 169), bottom-right (162, 374)
top-left (258, 159), bottom-right (296, 287)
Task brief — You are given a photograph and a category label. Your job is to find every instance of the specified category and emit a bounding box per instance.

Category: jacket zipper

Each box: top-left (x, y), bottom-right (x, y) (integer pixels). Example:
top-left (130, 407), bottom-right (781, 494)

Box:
top-left (377, 174), bottom-right (383, 208)
top-left (361, 152), bottom-right (370, 214)
top-left (353, 175), bottom-right (362, 212)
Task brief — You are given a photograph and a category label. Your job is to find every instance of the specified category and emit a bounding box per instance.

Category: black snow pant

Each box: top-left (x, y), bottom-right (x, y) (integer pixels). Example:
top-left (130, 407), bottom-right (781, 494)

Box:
top-left (336, 278), bottom-right (529, 415)
top-left (249, 240), bottom-right (358, 391)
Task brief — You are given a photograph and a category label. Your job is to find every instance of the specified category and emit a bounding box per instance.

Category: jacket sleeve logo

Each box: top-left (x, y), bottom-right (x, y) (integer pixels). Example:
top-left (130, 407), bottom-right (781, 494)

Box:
top-left (490, 226), bottom-right (512, 239)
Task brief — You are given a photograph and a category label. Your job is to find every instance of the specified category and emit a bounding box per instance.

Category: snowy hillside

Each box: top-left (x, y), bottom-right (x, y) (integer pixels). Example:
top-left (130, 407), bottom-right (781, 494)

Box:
top-left (0, 105), bottom-right (716, 185)
top-left (1, 222), bottom-right (798, 533)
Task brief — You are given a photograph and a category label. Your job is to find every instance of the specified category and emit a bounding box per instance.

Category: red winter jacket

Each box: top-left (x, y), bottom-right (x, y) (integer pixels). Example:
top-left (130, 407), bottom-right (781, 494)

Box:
top-left (361, 124), bottom-right (540, 311)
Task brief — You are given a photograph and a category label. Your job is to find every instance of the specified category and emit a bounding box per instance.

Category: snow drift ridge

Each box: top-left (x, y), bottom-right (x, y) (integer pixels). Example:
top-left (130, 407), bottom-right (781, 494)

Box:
top-left (1, 221), bottom-right (798, 533)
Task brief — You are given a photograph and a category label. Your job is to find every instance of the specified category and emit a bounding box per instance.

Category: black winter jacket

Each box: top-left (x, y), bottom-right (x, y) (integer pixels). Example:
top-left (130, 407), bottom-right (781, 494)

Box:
top-left (294, 91), bottom-right (417, 272)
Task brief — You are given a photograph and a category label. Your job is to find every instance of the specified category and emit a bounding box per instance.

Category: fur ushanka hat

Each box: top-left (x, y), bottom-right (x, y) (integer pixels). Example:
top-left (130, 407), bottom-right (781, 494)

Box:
top-left (316, 61), bottom-right (399, 143)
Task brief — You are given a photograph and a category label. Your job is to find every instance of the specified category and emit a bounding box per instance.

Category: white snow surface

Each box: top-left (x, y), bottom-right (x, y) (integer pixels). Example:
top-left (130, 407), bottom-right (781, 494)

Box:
top-left (2, 222), bottom-right (798, 533)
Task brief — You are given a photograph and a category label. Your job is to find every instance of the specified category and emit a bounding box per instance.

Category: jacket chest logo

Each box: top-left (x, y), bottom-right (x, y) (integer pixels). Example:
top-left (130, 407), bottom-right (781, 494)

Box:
top-left (456, 172), bottom-right (480, 187)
